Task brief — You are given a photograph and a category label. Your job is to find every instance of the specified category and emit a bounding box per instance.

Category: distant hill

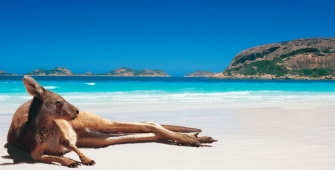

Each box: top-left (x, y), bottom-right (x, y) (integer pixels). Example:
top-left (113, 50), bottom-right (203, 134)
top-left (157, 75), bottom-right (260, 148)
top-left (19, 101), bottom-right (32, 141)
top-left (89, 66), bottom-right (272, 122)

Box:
top-left (212, 38), bottom-right (335, 80)
top-left (23, 67), bottom-right (170, 77)
top-left (184, 70), bottom-right (216, 77)
top-left (0, 70), bottom-right (16, 76)
top-left (25, 67), bottom-right (73, 76)
top-left (101, 67), bottom-right (170, 77)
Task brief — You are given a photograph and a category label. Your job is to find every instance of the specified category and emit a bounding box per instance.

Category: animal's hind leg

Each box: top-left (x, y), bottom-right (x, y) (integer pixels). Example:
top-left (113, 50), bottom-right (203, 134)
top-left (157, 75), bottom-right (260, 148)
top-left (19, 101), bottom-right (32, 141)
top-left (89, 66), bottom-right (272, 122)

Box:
top-left (70, 111), bottom-right (202, 133)
top-left (83, 121), bottom-right (202, 146)
top-left (76, 130), bottom-right (216, 148)
top-left (71, 112), bottom-right (216, 146)
top-left (76, 130), bottom-right (168, 148)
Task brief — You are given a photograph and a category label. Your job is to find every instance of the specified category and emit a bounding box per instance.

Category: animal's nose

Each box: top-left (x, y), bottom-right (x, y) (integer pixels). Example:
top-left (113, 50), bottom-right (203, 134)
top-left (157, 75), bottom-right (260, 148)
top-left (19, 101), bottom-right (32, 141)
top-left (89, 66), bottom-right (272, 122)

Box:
top-left (76, 110), bottom-right (79, 114)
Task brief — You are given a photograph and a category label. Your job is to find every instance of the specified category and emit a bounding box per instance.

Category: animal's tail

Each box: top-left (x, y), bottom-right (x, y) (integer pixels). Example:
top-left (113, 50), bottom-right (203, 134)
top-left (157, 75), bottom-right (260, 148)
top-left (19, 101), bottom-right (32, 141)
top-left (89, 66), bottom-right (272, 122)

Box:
top-left (161, 124), bottom-right (202, 133)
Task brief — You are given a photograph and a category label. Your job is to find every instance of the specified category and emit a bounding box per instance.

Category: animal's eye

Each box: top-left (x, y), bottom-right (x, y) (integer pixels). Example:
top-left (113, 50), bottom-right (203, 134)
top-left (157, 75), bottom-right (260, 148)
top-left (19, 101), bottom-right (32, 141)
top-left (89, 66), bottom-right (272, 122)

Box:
top-left (56, 101), bottom-right (64, 106)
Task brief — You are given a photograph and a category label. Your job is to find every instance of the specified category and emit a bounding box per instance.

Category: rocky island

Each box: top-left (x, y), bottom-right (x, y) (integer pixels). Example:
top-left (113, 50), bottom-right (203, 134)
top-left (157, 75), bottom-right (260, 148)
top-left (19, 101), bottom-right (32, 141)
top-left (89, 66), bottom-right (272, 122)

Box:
top-left (25, 67), bottom-right (74, 76)
top-left (24, 67), bottom-right (170, 77)
top-left (100, 67), bottom-right (170, 77)
top-left (184, 70), bottom-right (217, 77)
top-left (0, 70), bottom-right (16, 76)
top-left (212, 38), bottom-right (335, 80)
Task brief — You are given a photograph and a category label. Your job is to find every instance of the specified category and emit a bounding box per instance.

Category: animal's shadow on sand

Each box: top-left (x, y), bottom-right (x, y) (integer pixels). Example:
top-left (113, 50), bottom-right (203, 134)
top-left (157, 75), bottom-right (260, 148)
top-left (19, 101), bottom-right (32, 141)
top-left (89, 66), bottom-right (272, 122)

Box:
top-left (1, 143), bottom-right (36, 166)
top-left (1, 141), bottom-right (212, 166)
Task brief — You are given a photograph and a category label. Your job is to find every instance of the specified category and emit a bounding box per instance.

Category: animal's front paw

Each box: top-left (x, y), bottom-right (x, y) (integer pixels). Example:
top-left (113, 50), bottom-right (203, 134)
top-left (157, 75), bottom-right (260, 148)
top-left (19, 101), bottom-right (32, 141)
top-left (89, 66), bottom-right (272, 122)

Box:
top-left (80, 156), bottom-right (95, 166)
top-left (64, 159), bottom-right (81, 168)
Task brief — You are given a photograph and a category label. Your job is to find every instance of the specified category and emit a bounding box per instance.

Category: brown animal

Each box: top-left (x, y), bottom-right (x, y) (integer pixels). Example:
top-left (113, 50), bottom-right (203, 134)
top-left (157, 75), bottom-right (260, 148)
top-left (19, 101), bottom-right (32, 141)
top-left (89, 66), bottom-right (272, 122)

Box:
top-left (7, 76), bottom-right (217, 168)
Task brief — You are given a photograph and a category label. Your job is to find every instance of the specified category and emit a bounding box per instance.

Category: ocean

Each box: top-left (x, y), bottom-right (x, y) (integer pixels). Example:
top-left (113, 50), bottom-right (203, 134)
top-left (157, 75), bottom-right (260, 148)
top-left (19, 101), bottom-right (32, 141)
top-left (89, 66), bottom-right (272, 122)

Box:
top-left (1, 76), bottom-right (335, 108)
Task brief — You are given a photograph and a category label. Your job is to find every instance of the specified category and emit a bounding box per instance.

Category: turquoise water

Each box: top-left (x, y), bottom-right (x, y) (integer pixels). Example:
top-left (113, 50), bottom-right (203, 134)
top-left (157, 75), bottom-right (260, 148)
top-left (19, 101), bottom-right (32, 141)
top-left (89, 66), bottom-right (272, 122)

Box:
top-left (1, 76), bottom-right (335, 93)
top-left (1, 76), bottom-right (335, 104)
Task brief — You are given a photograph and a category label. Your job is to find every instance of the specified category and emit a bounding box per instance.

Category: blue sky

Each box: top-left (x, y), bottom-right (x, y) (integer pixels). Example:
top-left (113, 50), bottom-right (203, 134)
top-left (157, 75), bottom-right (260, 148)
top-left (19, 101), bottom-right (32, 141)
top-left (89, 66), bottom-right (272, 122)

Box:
top-left (1, 0), bottom-right (334, 76)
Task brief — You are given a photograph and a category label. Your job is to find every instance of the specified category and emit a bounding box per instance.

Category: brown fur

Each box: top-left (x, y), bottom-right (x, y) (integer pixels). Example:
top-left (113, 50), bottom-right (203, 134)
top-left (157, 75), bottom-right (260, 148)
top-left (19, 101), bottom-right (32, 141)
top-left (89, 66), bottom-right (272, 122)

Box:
top-left (7, 76), bottom-right (217, 168)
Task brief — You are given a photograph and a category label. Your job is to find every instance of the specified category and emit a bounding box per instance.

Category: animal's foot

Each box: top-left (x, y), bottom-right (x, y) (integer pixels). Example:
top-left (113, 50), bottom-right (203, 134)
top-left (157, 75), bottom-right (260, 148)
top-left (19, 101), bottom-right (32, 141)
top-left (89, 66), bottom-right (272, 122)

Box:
top-left (190, 133), bottom-right (218, 143)
top-left (80, 156), bottom-right (95, 166)
top-left (175, 133), bottom-right (202, 146)
top-left (64, 159), bottom-right (81, 168)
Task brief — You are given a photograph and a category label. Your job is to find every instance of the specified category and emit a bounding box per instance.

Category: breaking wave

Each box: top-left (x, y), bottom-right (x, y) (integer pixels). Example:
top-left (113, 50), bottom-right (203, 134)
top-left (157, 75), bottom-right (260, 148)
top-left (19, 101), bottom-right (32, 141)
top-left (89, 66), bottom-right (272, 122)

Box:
top-left (44, 86), bottom-right (59, 90)
top-left (2, 89), bottom-right (335, 105)
top-left (84, 83), bottom-right (96, 86)
top-left (53, 91), bottom-right (335, 104)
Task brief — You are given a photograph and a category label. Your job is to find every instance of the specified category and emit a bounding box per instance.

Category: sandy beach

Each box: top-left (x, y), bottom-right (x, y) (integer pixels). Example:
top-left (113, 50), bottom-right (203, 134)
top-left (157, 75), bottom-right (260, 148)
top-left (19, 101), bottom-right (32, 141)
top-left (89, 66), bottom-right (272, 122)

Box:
top-left (1, 99), bottom-right (335, 170)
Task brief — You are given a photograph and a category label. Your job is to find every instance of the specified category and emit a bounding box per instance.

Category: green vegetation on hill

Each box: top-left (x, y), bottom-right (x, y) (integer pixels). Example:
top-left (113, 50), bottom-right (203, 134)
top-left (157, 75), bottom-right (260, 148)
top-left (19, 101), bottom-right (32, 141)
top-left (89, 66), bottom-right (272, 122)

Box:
top-left (294, 68), bottom-right (333, 77)
top-left (322, 48), bottom-right (333, 53)
top-left (280, 48), bottom-right (319, 58)
top-left (232, 46), bottom-right (280, 66)
top-left (233, 60), bottom-right (288, 76)
top-left (228, 59), bottom-right (334, 78)
top-left (220, 38), bottom-right (335, 79)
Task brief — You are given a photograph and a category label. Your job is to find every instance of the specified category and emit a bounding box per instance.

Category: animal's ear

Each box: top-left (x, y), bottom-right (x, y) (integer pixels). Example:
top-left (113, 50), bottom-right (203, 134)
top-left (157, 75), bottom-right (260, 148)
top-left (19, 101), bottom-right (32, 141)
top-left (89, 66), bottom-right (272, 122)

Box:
top-left (22, 75), bottom-right (46, 100)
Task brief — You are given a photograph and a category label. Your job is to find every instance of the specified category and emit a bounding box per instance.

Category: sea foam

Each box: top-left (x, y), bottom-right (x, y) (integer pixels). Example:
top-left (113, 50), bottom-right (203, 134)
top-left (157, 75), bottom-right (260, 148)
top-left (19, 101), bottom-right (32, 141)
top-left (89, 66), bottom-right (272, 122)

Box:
top-left (44, 86), bottom-right (59, 90)
top-left (53, 91), bottom-right (335, 104)
top-left (1, 91), bottom-right (335, 107)
top-left (0, 95), bottom-right (9, 101)
top-left (85, 83), bottom-right (96, 86)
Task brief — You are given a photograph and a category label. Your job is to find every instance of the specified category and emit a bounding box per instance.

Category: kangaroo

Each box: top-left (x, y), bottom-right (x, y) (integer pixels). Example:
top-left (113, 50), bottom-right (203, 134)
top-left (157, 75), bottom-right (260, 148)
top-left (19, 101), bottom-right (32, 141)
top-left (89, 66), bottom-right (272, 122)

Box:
top-left (7, 76), bottom-right (217, 168)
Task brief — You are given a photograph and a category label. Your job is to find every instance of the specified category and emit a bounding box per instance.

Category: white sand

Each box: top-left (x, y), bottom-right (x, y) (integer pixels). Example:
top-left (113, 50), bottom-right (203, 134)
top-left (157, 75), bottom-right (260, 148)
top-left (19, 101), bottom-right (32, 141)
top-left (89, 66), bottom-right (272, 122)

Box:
top-left (1, 100), bottom-right (335, 170)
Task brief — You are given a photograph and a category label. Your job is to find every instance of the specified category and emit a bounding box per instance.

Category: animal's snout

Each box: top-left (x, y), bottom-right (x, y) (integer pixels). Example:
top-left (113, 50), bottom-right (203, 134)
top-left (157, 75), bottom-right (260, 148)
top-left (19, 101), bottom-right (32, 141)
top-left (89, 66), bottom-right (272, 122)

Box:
top-left (22, 75), bottom-right (30, 82)
top-left (70, 109), bottom-right (79, 120)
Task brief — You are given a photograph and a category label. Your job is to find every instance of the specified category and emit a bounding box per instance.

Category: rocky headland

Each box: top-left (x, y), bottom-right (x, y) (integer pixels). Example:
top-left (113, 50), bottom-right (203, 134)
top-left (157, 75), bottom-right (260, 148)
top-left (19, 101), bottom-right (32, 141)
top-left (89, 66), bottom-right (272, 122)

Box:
top-left (212, 38), bottom-right (335, 80)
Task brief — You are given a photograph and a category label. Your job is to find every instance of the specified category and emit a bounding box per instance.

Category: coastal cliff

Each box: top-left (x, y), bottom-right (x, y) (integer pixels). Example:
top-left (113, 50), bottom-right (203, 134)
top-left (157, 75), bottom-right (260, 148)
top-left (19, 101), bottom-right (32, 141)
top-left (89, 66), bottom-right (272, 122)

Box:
top-left (212, 38), bottom-right (335, 80)
top-left (184, 70), bottom-right (216, 77)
